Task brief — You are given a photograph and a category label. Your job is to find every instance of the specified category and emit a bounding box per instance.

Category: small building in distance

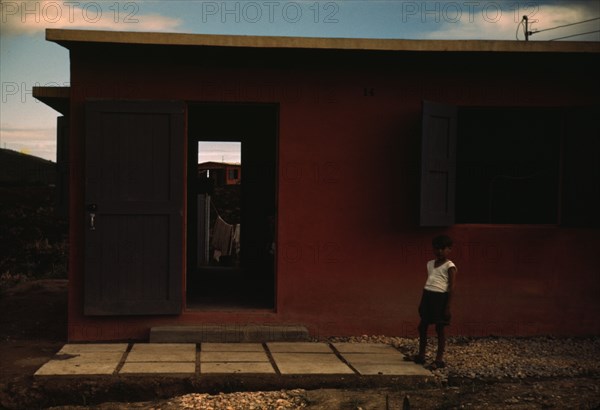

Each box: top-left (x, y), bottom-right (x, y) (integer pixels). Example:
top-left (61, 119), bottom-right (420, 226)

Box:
top-left (198, 162), bottom-right (241, 186)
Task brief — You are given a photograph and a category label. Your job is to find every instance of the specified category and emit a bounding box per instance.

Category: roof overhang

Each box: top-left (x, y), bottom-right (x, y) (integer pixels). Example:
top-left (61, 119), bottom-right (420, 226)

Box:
top-left (46, 29), bottom-right (600, 54)
top-left (32, 86), bottom-right (70, 115)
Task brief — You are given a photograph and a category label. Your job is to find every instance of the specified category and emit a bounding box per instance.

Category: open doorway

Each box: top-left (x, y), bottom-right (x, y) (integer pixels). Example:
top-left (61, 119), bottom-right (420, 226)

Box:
top-left (187, 103), bottom-right (278, 310)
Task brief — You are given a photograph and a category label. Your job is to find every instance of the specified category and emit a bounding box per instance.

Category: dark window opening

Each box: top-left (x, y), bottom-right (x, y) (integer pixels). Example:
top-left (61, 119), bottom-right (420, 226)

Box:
top-left (456, 108), bottom-right (561, 224)
top-left (228, 168), bottom-right (240, 181)
top-left (421, 103), bottom-right (600, 227)
top-left (560, 106), bottom-right (600, 228)
top-left (187, 103), bottom-right (278, 310)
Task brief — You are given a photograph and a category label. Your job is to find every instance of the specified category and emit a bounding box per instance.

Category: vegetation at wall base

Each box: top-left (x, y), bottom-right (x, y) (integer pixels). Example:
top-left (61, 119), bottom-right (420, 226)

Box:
top-left (0, 150), bottom-right (68, 291)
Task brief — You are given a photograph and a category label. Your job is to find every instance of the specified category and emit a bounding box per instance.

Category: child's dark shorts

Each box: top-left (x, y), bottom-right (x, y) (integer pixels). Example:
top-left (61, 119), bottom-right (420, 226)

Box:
top-left (419, 289), bottom-right (450, 326)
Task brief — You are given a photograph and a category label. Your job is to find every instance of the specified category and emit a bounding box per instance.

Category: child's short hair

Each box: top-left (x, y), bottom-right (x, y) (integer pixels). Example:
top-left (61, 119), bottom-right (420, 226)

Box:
top-left (432, 235), bottom-right (453, 249)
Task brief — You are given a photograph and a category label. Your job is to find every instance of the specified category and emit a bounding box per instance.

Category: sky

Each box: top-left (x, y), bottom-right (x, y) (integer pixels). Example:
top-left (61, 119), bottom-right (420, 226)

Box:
top-left (1, 0), bottom-right (599, 162)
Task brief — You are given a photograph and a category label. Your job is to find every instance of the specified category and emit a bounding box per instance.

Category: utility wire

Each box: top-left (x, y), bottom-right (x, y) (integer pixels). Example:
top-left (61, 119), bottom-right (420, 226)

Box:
top-left (549, 30), bottom-right (600, 41)
top-left (516, 18), bottom-right (526, 40)
top-left (531, 17), bottom-right (600, 34)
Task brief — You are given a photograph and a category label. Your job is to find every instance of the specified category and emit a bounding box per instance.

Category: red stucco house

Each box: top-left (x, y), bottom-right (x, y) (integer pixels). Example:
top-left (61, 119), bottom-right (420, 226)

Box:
top-left (34, 29), bottom-right (600, 341)
top-left (198, 162), bottom-right (242, 186)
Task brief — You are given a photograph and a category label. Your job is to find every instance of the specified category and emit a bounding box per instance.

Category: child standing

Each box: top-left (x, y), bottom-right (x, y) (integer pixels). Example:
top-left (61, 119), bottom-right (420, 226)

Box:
top-left (409, 235), bottom-right (457, 369)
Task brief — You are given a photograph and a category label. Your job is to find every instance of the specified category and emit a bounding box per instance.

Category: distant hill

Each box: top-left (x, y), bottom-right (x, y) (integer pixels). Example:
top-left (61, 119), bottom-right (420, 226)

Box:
top-left (0, 149), bottom-right (55, 185)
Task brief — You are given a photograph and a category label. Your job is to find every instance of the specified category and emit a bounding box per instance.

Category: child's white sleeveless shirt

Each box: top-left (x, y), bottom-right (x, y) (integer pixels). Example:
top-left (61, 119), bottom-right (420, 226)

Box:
top-left (424, 260), bottom-right (456, 293)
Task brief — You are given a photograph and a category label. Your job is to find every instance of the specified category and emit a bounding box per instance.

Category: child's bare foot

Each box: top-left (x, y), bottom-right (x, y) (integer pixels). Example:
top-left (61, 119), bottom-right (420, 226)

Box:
top-left (427, 360), bottom-right (446, 370)
top-left (404, 355), bottom-right (426, 364)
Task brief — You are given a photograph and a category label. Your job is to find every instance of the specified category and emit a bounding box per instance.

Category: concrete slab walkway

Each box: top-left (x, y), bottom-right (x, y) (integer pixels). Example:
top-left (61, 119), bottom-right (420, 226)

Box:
top-left (35, 342), bottom-right (431, 378)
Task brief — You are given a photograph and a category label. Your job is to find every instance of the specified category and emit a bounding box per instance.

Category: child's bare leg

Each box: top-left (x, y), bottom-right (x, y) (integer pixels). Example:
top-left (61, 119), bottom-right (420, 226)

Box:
top-left (435, 324), bottom-right (446, 363)
top-left (417, 321), bottom-right (428, 360)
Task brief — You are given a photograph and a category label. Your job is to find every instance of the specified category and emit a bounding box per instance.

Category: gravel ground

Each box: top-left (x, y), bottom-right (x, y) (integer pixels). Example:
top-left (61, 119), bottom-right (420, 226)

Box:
top-left (160, 390), bottom-right (308, 410)
top-left (60, 336), bottom-right (597, 410)
top-left (49, 390), bottom-right (309, 410)
top-left (327, 335), bottom-right (600, 382)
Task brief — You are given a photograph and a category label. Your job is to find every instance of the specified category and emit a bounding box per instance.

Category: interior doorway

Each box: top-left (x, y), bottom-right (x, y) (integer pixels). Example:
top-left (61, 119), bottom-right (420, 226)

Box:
top-left (187, 103), bottom-right (278, 310)
top-left (196, 142), bottom-right (242, 268)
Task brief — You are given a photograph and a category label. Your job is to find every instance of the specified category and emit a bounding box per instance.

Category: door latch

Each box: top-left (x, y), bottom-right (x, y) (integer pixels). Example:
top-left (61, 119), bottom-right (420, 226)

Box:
top-left (87, 204), bottom-right (97, 231)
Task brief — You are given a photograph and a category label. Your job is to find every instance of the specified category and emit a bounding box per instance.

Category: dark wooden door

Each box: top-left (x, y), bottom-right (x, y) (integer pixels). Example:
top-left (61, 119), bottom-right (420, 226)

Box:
top-left (420, 101), bottom-right (457, 226)
top-left (84, 101), bottom-right (184, 315)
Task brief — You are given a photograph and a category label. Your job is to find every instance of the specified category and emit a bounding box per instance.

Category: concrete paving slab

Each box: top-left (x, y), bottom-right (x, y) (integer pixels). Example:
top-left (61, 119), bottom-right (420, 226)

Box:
top-left (341, 353), bottom-right (432, 376)
top-left (201, 362), bottom-right (276, 374)
top-left (346, 363), bottom-right (432, 376)
top-left (46, 352), bottom-right (125, 364)
top-left (341, 353), bottom-right (405, 365)
top-left (201, 351), bottom-right (269, 362)
top-left (200, 343), bottom-right (272, 374)
top-left (119, 362), bottom-right (196, 374)
top-left (202, 343), bottom-right (264, 352)
top-left (333, 343), bottom-right (400, 354)
top-left (126, 343), bottom-right (195, 362)
top-left (34, 344), bottom-right (127, 376)
top-left (35, 361), bottom-right (120, 376)
top-left (34, 342), bottom-right (434, 379)
top-left (58, 344), bottom-right (129, 354)
top-left (267, 342), bottom-right (332, 353)
top-left (271, 353), bottom-right (354, 375)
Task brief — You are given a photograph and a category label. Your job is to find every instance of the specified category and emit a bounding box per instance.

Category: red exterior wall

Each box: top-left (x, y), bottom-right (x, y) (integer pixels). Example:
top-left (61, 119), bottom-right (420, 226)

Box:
top-left (65, 44), bottom-right (600, 340)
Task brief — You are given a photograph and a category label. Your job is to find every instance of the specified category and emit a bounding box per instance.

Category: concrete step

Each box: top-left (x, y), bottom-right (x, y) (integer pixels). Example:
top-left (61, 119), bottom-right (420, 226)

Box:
top-left (149, 325), bottom-right (310, 343)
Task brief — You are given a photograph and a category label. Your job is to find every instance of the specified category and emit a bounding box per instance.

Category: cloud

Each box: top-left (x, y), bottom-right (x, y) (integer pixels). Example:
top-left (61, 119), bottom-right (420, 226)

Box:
top-left (198, 141), bottom-right (242, 164)
top-left (0, 0), bottom-right (182, 36)
top-left (420, 2), bottom-right (599, 41)
top-left (0, 125), bottom-right (57, 161)
top-left (0, 127), bottom-right (245, 163)
top-left (524, 3), bottom-right (600, 41)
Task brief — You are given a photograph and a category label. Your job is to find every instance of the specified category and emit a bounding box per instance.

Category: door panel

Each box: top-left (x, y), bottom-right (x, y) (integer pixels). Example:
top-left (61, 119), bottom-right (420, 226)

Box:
top-left (84, 101), bottom-right (184, 315)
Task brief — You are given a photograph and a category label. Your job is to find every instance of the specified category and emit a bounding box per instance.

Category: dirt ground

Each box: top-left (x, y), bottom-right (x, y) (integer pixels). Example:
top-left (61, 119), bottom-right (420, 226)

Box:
top-left (1, 279), bottom-right (599, 409)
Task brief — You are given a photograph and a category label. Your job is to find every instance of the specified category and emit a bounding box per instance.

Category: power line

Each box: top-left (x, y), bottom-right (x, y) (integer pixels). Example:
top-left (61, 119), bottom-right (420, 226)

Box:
top-left (531, 17), bottom-right (600, 34)
top-left (548, 30), bottom-right (600, 41)
top-left (516, 17), bottom-right (526, 40)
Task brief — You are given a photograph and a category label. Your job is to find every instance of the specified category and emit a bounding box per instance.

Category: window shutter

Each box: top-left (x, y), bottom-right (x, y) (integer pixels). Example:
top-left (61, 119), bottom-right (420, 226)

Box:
top-left (420, 101), bottom-right (458, 226)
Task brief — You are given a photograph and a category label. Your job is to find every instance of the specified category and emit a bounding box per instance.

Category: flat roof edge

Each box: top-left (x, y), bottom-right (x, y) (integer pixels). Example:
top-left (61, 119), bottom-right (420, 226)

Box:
top-left (32, 86), bottom-right (70, 98)
top-left (45, 29), bottom-right (600, 53)
top-left (33, 86), bottom-right (70, 115)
